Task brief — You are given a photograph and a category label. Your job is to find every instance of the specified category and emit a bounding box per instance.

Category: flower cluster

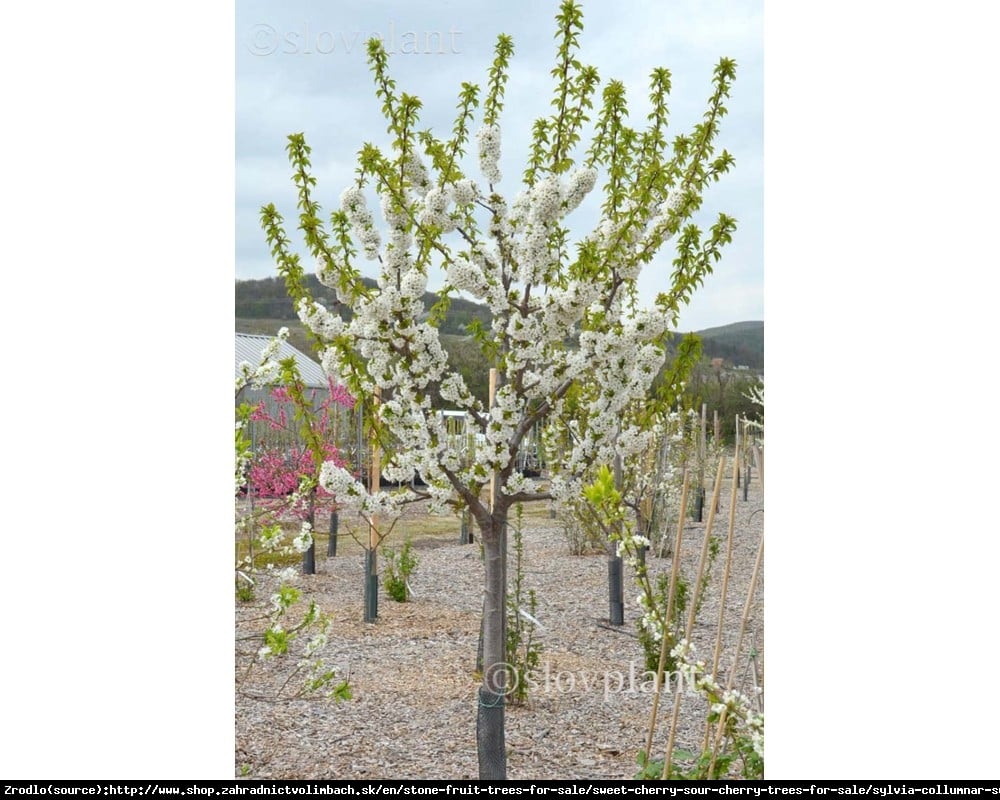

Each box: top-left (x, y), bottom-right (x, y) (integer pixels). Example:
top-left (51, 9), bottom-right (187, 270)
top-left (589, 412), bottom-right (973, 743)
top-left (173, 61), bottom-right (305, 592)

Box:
top-left (404, 154), bottom-right (431, 197)
top-left (297, 298), bottom-right (344, 341)
top-left (451, 178), bottom-right (478, 206)
top-left (476, 124), bottom-right (502, 184)
top-left (236, 328), bottom-right (289, 393)
top-left (665, 637), bottom-right (764, 762)
top-left (292, 520), bottom-right (313, 553)
top-left (318, 461), bottom-right (405, 521)
top-left (418, 186), bottom-right (455, 232)
top-left (341, 186), bottom-right (381, 260)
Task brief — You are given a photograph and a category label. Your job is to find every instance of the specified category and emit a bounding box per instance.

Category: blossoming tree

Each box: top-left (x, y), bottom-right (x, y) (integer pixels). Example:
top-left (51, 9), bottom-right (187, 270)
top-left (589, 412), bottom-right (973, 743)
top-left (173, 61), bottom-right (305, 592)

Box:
top-left (259, 0), bottom-right (736, 779)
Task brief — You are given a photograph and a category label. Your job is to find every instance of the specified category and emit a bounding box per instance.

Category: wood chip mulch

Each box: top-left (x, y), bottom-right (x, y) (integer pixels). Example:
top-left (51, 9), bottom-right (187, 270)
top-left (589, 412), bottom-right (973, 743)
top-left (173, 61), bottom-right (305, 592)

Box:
top-left (236, 478), bottom-right (764, 780)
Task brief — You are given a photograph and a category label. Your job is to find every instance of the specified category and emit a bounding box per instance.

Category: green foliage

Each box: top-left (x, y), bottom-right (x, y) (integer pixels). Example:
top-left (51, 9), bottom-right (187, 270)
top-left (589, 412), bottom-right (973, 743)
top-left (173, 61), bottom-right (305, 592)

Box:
top-left (382, 538), bottom-right (419, 602)
top-left (582, 463), bottom-right (621, 508)
top-left (634, 748), bottom-right (735, 781)
top-left (303, 667), bottom-right (354, 701)
top-left (262, 624), bottom-right (290, 658)
top-left (555, 494), bottom-right (606, 555)
top-left (635, 707), bottom-right (763, 780)
top-left (235, 572), bottom-right (255, 603)
top-left (681, 361), bottom-right (764, 443)
top-left (637, 571), bottom-right (687, 674)
top-left (505, 505), bottom-right (543, 706)
top-left (636, 536), bottom-right (717, 674)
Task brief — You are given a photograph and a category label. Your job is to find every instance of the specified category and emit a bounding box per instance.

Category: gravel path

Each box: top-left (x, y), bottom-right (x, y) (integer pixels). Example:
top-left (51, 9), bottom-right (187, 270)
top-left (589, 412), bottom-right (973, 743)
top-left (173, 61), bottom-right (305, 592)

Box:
top-left (235, 476), bottom-right (763, 780)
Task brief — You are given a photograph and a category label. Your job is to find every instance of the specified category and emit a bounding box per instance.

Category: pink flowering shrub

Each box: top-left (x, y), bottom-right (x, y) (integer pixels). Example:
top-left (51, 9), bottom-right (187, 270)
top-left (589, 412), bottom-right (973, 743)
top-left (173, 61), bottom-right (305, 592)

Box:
top-left (248, 442), bottom-right (344, 498)
top-left (245, 377), bottom-right (355, 519)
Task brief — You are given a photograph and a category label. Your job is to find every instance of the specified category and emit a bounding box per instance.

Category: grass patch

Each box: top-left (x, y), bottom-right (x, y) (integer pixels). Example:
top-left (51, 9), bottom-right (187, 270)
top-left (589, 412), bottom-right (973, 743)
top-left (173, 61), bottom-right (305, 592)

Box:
top-left (235, 493), bottom-right (558, 563)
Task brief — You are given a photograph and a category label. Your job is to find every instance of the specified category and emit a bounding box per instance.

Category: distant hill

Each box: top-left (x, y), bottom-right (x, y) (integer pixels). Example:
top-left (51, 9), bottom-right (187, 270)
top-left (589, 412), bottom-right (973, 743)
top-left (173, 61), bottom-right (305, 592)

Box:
top-left (236, 277), bottom-right (763, 369)
top-left (686, 321), bottom-right (764, 369)
top-left (235, 275), bottom-right (490, 337)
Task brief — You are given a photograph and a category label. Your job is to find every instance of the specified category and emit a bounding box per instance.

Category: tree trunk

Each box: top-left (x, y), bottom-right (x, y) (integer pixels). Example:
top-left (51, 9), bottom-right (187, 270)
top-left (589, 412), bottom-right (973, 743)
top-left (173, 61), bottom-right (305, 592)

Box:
top-left (477, 515), bottom-right (507, 780)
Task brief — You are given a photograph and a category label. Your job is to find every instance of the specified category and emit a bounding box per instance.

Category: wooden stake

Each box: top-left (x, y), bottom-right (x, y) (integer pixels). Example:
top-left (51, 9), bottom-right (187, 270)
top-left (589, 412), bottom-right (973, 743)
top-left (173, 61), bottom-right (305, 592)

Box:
top-left (703, 448), bottom-right (741, 749)
top-left (662, 456), bottom-right (725, 779)
top-left (752, 445), bottom-right (764, 494)
top-left (640, 445), bottom-right (656, 530)
top-left (707, 529), bottom-right (764, 776)
top-left (642, 470), bottom-right (691, 761)
top-left (687, 457), bottom-right (726, 633)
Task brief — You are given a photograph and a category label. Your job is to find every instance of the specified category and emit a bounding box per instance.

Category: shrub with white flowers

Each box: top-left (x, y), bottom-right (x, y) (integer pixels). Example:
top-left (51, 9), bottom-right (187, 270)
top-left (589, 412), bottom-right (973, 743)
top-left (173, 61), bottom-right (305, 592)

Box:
top-left (259, 0), bottom-right (737, 779)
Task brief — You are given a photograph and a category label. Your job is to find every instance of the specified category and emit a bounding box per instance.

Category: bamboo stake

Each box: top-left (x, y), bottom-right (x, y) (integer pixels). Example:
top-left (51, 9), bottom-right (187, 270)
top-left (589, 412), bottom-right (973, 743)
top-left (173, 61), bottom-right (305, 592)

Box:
top-left (640, 445), bottom-right (656, 534)
top-left (707, 530), bottom-right (764, 776)
top-left (703, 448), bottom-right (741, 749)
top-left (750, 630), bottom-right (763, 713)
top-left (642, 470), bottom-right (691, 761)
top-left (752, 444), bottom-right (764, 494)
top-left (661, 457), bottom-right (725, 779)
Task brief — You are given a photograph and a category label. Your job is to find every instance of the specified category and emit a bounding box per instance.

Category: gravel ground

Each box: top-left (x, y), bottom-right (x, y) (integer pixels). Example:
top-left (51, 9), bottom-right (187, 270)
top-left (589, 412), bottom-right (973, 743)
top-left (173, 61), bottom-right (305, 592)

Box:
top-left (235, 475), bottom-right (763, 780)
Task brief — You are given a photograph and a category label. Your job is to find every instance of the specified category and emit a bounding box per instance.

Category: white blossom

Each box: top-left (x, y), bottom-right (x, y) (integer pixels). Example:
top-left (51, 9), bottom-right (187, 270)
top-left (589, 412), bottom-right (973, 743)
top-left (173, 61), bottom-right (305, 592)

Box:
top-left (450, 178), bottom-right (478, 206)
top-left (476, 124), bottom-right (502, 184)
top-left (292, 521), bottom-right (313, 553)
top-left (341, 186), bottom-right (381, 260)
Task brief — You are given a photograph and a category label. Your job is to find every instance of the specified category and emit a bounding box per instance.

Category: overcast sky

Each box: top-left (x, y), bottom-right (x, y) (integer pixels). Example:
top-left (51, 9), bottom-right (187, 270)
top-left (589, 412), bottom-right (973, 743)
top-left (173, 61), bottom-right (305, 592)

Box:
top-left (235, 0), bottom-right (763, 332)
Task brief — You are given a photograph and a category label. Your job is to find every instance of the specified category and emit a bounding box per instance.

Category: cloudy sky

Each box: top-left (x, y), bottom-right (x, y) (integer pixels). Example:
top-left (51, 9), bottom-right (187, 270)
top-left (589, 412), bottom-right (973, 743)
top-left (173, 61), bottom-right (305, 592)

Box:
top-left (235, 0), bottom-right (763, 333)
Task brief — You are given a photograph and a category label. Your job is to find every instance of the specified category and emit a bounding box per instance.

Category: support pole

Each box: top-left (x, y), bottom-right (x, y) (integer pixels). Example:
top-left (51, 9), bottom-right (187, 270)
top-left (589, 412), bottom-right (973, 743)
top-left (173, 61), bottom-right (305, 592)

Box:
top-left (608, 556), bottom-right (625, 626)
top-left (461, 412), bottom-right (474, 544)
top-left (609, 445), bottom-right (625, 626)
top-left (698, 403), bottom-right (708, 521)
top-left (327, 509), bottom-right (338, 557)
top-left (365, 387), bottom-right (381, 623)
top-left (363, 548), bottom-right (378, 623)
top-left (735, 416), bottom-right (741, 489)
top-left (460, 508), bottom-right (471, 545)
